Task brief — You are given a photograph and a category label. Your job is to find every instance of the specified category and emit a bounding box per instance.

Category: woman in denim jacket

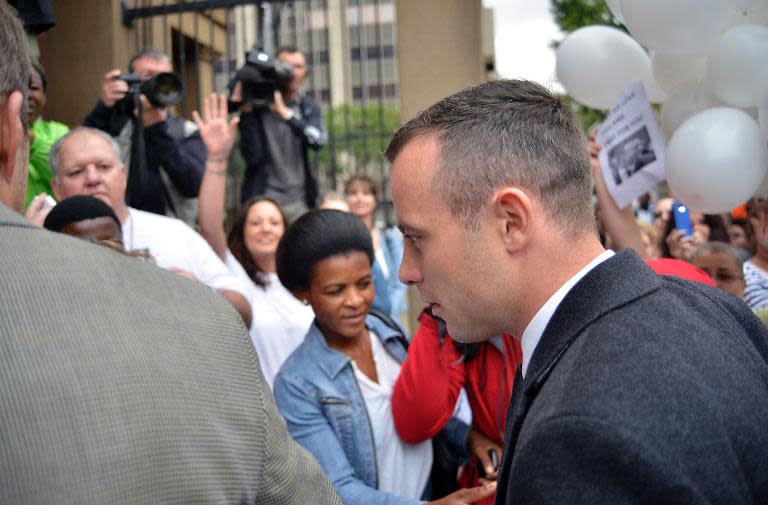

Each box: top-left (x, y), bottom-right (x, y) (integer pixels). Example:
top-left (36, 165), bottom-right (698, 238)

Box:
top-left (273, 210), bottom-right (494, 505)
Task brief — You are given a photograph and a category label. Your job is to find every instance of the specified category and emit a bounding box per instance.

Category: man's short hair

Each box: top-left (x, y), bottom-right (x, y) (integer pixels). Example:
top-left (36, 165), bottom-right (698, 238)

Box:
top-left (276, 46), bottom-right (301, 57)
top-left (0, 1), bottom-right (31, 130)
top-left (128, 48), bottom-right (170, 73)
top-left (49, 127), bottom-right (123, 179)
top-left (385, 80), bottom-right (594, 234)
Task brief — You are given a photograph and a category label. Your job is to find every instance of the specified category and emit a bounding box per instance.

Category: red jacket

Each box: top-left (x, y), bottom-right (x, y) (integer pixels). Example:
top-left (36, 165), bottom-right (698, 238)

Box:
top-left (392, 311), bottom-right (522, 503)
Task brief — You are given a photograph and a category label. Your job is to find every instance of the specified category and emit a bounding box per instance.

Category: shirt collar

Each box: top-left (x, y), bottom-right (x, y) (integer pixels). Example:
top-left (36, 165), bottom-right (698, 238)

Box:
top-left (520, 249), bottom-right (615, 378)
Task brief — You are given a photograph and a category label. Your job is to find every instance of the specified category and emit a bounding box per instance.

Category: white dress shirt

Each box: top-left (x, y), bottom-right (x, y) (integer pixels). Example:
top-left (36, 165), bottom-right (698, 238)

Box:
top-left (520, 250), bottom-right (615, 378)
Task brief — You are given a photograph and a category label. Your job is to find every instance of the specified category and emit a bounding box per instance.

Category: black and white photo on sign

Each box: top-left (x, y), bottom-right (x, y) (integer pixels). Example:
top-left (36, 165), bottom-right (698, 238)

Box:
top-left (597, 81), bottom-right (667, 209)
top-left (607, 126), bottom-right (657, 186)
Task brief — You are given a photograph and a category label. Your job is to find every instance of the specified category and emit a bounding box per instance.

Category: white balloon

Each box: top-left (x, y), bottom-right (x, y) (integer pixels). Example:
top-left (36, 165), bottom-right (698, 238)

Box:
top-left (660, 80), bottom-right (723, 139)
top-left (706, 25), bottom-right (768, 108)
top-left (620, 0), bottom-right (731, 54)
top-left (556, 26), bottom-right (660, 110)
top-left (651, 52), bottom-right (706, 95)
top-left (606, 0), bottom-right (625, 22)
top-left (760, 99), bottom-right (768, 142)
top-left (755, 172), bottom-right (768, 199)
top-left (726, 0), bottom-right (768, 28)
top-left (644, 71), bottom-right (668, 104)
top-left (667, 107), bottom-right (768, 213)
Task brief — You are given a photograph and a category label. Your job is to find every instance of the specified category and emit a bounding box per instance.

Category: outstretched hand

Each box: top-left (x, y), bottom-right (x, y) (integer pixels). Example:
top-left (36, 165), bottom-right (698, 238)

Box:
top-left (428, 481), bottom-right (496, 505)
top-left (193, 93), bottom-right (240, 161)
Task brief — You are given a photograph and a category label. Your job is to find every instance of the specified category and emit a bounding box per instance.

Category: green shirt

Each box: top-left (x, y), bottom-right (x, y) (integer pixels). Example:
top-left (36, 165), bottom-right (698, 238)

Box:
top-left (26, 118), bottom-right (69, 208)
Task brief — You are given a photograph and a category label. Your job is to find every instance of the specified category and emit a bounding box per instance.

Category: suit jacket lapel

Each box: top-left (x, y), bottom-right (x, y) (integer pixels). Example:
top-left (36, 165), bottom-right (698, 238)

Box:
top-left (525, 251), bottom-right (661, 386)
top-left (496, 251), bottom-right (661, 504)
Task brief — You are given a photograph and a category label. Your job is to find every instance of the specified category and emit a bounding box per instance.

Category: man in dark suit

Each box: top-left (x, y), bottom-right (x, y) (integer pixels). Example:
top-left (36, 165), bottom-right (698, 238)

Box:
top-left (385, 79), bottom-right (768, 504)
top-left (0, 3), bottom-right (339, 504)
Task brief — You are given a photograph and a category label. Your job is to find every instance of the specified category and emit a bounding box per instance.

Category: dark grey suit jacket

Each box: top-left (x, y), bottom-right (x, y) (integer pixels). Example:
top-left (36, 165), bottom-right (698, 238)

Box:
top-left (496, 250), bottom-right (768, 505)
top-left (0, 204), bottom-right (340, 505)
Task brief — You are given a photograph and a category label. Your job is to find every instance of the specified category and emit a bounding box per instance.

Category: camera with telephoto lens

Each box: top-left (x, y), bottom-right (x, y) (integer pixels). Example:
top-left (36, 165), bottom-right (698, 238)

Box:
top-left (116, 72), bottom-right (184, 109)
top-left (231, 47), bottom-right (294, 109)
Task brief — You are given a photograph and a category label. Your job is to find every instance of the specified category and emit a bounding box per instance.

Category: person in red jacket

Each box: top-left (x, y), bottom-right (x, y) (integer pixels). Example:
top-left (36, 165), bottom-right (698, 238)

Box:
top-left (392, 309), bottom-right (522, 505)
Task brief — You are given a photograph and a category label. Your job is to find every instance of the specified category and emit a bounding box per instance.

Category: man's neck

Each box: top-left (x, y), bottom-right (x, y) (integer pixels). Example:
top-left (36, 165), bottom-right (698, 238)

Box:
top-left (512, 235), bottom-right (606, 338)
top-left (116, 204), bottom-right (130, 224)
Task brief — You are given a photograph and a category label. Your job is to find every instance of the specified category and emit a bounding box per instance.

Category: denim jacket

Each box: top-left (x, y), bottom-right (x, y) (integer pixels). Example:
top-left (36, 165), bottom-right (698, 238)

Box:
top-left (372, 227), bottom-right (408, 319)
top-left (273, 315), bottom-right (423, 505)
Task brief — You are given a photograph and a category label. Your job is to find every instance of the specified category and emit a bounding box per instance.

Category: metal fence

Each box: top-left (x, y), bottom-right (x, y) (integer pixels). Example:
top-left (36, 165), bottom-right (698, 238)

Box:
top-left (122, 0), bottom-right (398, 223)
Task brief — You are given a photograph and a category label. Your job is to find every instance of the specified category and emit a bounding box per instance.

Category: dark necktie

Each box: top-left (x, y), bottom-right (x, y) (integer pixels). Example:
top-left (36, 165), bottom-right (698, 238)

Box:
top-left (496, 365), bottom-right (524, 505)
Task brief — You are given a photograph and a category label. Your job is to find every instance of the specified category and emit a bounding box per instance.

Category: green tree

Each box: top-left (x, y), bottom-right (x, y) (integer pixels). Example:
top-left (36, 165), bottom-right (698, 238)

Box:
top-left (312, 103), bottom-right (400, 189)
top-left (550, 0), bottom-right (624, 34)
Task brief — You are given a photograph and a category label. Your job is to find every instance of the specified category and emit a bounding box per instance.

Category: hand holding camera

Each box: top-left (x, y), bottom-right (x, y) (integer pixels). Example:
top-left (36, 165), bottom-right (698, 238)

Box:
top-left (100, 69), bottom-right (129, 108)
top-left (100, 68), bottom-right (184, 126)
top-left (228, 47), bottom-right (294, 113)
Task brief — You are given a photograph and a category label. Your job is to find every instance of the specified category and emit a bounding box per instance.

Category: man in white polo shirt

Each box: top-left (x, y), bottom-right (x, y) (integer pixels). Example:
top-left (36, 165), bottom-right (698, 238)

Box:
top-left (51, 127), bottom-right (252, 327)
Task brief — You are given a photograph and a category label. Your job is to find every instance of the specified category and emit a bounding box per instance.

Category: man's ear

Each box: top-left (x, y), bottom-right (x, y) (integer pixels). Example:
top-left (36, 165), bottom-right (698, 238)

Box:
top-left (0, 90), bottom-right (24, 184)
top-left (51, 176), bottom-right (62, 200)
top-left (493, 188), bottom-right (534, 253)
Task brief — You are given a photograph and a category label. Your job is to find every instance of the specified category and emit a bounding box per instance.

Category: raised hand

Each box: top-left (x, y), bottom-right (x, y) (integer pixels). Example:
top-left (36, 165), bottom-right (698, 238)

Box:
top-left (192, 93), bottom-right (240, 161)
top-left (100, 69), bottom-right (129, 108)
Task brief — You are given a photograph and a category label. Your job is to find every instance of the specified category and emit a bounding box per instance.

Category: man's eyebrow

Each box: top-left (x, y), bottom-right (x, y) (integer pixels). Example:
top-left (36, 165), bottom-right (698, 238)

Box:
top-left (397, 223), bottom-right (422, 236)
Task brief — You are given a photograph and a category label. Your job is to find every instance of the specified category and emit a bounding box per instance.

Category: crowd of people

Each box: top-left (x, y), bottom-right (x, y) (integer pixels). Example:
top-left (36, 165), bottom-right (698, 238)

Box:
top-left (3, 1), bottom-right (768, 504)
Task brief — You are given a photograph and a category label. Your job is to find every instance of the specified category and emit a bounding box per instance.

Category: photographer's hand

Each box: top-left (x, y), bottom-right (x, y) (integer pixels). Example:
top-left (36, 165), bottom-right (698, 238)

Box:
top-left (100, 69), bottom-right (129, 108)
top-left (270, 90), bottom-right (294, 120)
top-left (230, 81), bottom-right (253, 113)
top-left (193, 93), bottom-right (240, 161)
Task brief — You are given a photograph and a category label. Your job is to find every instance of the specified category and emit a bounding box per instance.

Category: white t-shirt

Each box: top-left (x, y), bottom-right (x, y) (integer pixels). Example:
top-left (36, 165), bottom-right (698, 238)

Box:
top-left (225, 251), bottom-right (314, 389)
top-left (121, 208), bottom-right (251, 300)
top-left (352, 330), bottom-right (433, 499)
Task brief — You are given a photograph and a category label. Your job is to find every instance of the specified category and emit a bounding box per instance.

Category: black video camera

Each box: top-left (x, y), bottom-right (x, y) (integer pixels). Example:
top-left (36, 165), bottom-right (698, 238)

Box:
top-left (117, 72), bottom-right (184, 109)
top-left (231, 47), bottom-right (294, 109)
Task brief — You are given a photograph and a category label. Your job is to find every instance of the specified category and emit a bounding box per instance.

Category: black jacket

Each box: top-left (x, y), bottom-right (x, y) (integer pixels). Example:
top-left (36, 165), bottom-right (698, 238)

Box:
top-left (497, 250), bottom-right (768, 505)
top-left (239, 94), bottom-right (326, 207)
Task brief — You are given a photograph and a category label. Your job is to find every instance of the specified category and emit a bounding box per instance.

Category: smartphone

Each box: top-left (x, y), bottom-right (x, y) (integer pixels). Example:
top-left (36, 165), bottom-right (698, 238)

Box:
top-left (476, 448), bottom-right (499, 479)
top-left (42, 195), bottom-right (57, 209)
top-left (673, 201), bottom-right (692, 237)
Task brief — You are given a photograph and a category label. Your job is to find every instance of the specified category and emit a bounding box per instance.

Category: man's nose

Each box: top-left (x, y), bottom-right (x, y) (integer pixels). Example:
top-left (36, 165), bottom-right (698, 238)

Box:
top-left (398, 247), bottom-right (423, 286)
top-left (84, 165), bottom-right (101, 184)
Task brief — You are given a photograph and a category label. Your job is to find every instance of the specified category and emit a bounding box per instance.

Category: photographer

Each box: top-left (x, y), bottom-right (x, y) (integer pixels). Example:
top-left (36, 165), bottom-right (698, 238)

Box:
top-left (234, 46), bottom-right (326, 223)
top-left (83, 48), bottom-right (205, 226)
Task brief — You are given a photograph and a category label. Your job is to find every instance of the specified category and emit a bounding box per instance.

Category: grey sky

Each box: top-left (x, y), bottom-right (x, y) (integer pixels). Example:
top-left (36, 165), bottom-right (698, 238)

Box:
top-left (483, 0), bottom-right (564, 92)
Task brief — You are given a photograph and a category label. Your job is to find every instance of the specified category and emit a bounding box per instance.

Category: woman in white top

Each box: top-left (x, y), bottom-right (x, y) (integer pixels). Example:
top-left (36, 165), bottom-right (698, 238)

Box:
top-left (194, 94), bottom-right (313, 389)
